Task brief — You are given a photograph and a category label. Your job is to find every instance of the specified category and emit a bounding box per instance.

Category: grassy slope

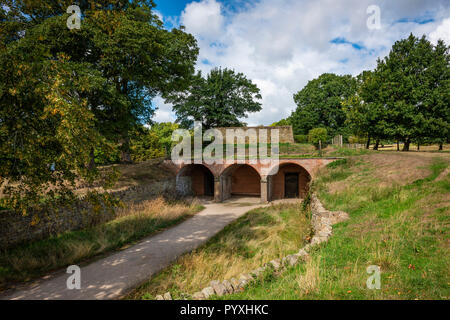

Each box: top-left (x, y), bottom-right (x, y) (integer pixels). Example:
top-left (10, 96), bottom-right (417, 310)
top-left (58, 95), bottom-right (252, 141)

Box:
top-left (0, 198), bottom-right (203, 290)
top-left (126, 203), bottom-right (311, 300)
top-left (224, 152), bottom-right (449, 300)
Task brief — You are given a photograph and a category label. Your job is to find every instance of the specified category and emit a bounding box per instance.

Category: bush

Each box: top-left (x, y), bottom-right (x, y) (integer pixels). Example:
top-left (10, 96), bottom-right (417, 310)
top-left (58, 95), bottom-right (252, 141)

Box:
top-left (348, 135), bottom-right (367, 144)
top-left (308, 128), bottom-right (328, 149)
top-left (294, 134), bottom-right (309, 143)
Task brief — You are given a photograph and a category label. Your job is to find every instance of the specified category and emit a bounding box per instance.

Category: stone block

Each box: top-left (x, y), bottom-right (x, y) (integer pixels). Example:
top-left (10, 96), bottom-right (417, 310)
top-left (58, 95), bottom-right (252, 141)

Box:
top-left (210, 280), bottom-right (227, 296)
top-left (201, 286), bottom-right (215, 299)
top-left (192, 292), bottom-right (205, 300)
top-left (269, 259), bottom-right (281, 270)
top-left (222, 280), bottom-right (234, 294)
top-left (230, 278), bottom-right (241, 290)
top-left (163, 292), bottom-right (172, 300)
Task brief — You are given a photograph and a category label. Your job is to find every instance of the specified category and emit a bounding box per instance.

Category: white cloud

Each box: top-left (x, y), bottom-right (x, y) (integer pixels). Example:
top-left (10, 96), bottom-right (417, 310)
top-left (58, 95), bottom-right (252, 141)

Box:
top-left (153, 0), bottom-right (450, 126)
top-left (152, 97), bottom-right (175, 123)
top-left (181, 0), bottom-right (224, 40)
top-left (429, 18), bottom-right (450, 44)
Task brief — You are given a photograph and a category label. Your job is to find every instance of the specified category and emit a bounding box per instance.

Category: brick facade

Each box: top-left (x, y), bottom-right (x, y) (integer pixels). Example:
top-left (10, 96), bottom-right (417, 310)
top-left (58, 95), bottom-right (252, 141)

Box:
top-left (166, 157), bottom-right (340, 203)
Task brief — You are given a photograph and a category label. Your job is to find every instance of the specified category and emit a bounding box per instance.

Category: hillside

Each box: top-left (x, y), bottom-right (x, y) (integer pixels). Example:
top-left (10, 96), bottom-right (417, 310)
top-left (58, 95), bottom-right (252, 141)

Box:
top-left (223, 151), bottom-right (449, 299)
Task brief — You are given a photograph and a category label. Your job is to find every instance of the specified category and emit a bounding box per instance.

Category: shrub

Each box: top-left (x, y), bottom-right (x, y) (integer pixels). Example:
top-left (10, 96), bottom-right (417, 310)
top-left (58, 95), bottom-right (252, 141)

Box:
top-left (308, 128), bottom-right (328, 149)
top-left (294, 134), bottom-right (309, 143)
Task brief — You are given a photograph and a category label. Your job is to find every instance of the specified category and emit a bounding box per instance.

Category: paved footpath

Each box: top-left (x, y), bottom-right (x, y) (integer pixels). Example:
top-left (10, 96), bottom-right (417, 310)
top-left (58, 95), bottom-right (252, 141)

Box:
top-left (1, 198), bottom-right (265, 300)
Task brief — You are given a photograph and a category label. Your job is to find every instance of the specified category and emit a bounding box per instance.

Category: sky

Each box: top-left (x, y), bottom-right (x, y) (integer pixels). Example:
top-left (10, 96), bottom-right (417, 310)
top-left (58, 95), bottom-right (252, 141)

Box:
top-left (151, 0), bottom-right (450, 126)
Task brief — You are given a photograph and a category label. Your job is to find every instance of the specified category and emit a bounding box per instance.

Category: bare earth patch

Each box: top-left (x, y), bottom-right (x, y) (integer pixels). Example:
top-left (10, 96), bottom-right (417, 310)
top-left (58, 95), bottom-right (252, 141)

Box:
top-left (327, 152), bottom-right (449, 194)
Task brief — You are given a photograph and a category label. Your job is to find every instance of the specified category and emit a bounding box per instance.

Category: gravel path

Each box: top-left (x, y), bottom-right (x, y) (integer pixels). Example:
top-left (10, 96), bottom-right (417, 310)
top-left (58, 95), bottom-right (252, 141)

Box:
top-left (1, 197), bottom-right (265, 300)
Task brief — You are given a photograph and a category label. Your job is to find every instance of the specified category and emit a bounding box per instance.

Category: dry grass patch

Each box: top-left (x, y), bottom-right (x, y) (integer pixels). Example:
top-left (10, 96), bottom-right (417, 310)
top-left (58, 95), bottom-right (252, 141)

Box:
top-left (127, 202), bottom-right (311, 299)
top-left (296, 256), bottom-right (321, 297)
top-left (0, 197), bottom-right (202, 289)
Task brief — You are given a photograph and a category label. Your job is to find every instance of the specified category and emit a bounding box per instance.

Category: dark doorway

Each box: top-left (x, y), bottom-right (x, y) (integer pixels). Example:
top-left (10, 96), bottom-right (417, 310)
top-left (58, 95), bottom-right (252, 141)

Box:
top-left (285, 173), bottom-right (299, 198)
top-left (204, 170), bottom-right (214, 196)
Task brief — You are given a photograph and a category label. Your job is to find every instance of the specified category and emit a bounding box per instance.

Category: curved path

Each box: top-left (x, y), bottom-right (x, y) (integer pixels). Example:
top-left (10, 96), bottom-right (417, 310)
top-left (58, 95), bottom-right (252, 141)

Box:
top-left (1, 197), bottom-right (266, 300)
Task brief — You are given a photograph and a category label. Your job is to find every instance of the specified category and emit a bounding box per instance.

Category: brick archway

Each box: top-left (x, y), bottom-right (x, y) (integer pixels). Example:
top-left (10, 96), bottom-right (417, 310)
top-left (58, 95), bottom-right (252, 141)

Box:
top-left (176, 164), bottom-right (215, 197)
top-left (267, 163), bottom-right (311, 200)
top-left (219, 164), bottom-right (261, 201)
top-left (166, 157), bottom-right (340, 203)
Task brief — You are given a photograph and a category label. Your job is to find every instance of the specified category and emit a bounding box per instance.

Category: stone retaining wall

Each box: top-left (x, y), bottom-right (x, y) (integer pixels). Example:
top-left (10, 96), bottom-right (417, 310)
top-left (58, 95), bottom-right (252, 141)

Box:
top-left (0, 179), bottom-right (175, 249)
top-left (214, 126), bottom-right (295, 144)
top-left (155, 194), bottom-right (348, 300)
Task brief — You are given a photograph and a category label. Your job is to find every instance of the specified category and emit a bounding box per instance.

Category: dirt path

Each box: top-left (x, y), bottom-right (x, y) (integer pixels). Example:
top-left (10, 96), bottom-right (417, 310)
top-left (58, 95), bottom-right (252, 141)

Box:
top-left (1, 197), bottom-right (266, 300)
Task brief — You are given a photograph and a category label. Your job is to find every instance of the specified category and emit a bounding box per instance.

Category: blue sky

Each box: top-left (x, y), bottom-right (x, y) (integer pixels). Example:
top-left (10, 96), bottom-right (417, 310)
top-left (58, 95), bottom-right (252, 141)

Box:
top-left (154, 0), bottom-right (188, 17)
top-left (151, 0), bottom-right (450, 126)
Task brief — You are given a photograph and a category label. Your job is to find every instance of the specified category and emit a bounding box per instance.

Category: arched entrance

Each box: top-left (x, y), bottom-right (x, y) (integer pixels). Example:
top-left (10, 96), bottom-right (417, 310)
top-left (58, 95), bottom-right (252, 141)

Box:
top-left (268, 163), bottom-right (311, 200)
top-left (220, 164), bottom-right (261, 201)
top-left (176, 164), bottom-right (215, 197)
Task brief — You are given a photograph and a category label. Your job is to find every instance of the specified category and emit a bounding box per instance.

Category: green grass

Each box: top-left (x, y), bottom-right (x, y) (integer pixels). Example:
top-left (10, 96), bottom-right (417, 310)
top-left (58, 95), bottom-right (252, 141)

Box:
top-left (0, 198), bottom-right (203, 289)
top-left (126, 202), bottom-right (311, 300)
top-left (223, 155), bottom-right (449, 300)
top-left (326, 147), bottom-right (371, 157)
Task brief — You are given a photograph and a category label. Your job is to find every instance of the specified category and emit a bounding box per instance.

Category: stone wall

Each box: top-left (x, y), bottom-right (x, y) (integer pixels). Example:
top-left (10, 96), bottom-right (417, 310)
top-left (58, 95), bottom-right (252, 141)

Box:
top-left (0, 179), bottom-right (175, 249)
top-left (214, 126), bottom-right (294, 144)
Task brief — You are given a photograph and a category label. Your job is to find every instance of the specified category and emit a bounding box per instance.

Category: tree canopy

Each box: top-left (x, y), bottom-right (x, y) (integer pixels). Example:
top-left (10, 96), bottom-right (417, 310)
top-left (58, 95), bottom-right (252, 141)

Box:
top-left (344, 34), bottom-right (449, 150)
top-left (0, 0), bottom-right (198, 211)
top-left (290, 73), bottom-right (357, 137)
top-left (167, 67), bottom-right (262, 129)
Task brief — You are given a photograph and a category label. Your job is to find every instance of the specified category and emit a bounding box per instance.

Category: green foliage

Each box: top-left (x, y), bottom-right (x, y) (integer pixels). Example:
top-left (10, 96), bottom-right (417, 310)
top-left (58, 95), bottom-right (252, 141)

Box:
top-left (308, 128), bottom-right (328, 149)
top-left (167, 67), bottom-right (262, 129)
top-left (348, 135), bottom-right (367, 144)
top-left (294, 134), bottom-right (309, 143)
top-left (129, 122), bottom-right (179, 162)
top-left (326, 158), bottom-right (348, 169)
top-left (0, 1), bottom-right (198, 211)
top-left (270, 119), bottom-right (291, 126)
top-left (150, 122), bottom-right (180, 154)
top-left (130, 126), bottom-right (165, 162)
top-left (290, 73), bottom-right (357, 137)
top-left (345, 34), bottom-right (449, 150)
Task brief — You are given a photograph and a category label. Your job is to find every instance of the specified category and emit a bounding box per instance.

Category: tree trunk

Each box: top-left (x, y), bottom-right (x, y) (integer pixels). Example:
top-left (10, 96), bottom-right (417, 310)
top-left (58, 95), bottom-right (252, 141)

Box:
top-left (373, 139), bottom-right (380, 150)
top-left (366, 137), bottom-right (371, 149)
top-left (120, 137), bottom-right (133, 164)
top-left (402, 139), bottom-right (410, 151)
top-left (439, 143), bottom-right (443, 151)
top-left (397, 140), bottom-right (400, 151)
top-left (417, 142), bottom-right (420, 151)
top-left (87, 148), bottom-right (96, 170)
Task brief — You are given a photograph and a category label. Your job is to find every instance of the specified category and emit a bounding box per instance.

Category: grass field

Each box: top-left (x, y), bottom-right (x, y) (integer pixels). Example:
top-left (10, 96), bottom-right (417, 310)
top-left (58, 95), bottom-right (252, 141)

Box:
top-left (221, 152), bottom-right (449, 299)
top-left (0, 197), bottom-right (202, 289)
top-left (126, 202), bottom-right (312, 300)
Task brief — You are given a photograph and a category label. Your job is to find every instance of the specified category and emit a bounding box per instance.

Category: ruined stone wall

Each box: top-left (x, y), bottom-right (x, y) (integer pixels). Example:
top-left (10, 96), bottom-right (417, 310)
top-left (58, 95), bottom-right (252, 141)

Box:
top-left (0, 179), bottom-right (175, 249)
top-left (214, 126), bottom-right (294, 144)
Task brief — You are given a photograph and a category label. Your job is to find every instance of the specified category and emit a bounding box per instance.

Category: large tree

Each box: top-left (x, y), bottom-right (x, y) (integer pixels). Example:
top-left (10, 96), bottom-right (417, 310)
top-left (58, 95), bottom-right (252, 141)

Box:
top-left (290, 73), bottom-right (357, 138)
top-left (167, 67), bottom-right (262, 129)
top-left (0, 1), bottom-right (198, 211)
top-left (371, 34), bottom-right (449, 151)
top-left (344, 70), bottom-right (391, 149)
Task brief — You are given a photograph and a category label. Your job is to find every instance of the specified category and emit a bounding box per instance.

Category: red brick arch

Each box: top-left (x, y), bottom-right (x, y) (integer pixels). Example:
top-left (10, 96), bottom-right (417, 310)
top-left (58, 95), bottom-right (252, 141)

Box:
top-left (219, 164), bottom-right (261, 199)
top-left (267, 162), bottom-right (312, 200)
top-left (165, 157), bottom-right (340, 203)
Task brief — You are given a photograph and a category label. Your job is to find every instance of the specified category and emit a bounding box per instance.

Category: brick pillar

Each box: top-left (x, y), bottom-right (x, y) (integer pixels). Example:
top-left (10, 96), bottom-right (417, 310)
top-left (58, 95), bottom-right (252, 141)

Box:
top-left (214, 177), bottom-right (221, 202)
top-left (260, 176), bottom-right (269, 203)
